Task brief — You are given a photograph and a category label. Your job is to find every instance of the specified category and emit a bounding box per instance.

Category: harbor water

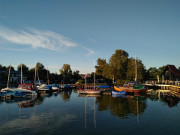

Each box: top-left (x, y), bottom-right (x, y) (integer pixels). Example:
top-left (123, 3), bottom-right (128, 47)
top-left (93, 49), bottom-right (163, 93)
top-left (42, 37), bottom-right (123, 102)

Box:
top-left (0, 89), bottom-right (180, 135)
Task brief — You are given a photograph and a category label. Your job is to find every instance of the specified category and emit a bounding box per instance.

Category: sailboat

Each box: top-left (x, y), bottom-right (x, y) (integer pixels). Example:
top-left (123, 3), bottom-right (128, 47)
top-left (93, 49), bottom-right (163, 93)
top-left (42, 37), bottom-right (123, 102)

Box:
top-left (77, 63), bottom-right (101, 95)
top-left (37, 64), bottom-right (53, 93)
top-left (114, 55), bottom-right (147, 94)
top-left (1, 58), bottom-right (12, 91)
top-left (0, 61), bottom-right (28, 98)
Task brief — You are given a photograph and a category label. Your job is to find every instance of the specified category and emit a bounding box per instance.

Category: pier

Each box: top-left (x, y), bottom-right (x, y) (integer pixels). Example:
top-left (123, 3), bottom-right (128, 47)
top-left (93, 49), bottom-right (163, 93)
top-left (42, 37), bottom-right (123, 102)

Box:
top-left (144, 81), bottom-right (180, 93)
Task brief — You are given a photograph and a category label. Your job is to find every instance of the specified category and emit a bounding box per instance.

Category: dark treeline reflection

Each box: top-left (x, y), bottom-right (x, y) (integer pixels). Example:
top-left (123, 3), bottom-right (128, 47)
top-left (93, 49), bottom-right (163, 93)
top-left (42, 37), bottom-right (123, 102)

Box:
top-left (147, 90), bottom-right (180, 107)
top-left (96, 95), bottom-right (147, 118)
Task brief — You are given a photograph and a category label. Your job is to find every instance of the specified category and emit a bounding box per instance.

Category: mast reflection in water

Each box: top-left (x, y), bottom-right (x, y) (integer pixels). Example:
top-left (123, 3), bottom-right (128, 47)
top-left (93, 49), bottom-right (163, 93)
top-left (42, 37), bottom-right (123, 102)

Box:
top-left (0, 89), bottom-right (180, 135)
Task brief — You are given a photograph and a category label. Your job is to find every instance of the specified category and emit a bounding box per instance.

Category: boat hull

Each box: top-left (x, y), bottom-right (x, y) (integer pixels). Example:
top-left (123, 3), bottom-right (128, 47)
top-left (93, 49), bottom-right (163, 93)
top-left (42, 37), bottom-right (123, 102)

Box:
top-left (77, 89), bottom-right (101, 94)
top-left (114, 86), bottom-right (147, 94)
top-left (112, 90), bottom-right (126, 95)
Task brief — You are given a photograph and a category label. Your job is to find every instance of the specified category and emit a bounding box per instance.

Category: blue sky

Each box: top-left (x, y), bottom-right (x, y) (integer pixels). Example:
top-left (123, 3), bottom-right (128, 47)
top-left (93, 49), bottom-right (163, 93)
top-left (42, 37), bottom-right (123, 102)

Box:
top-left (0, 0), bottom-right (180, 74)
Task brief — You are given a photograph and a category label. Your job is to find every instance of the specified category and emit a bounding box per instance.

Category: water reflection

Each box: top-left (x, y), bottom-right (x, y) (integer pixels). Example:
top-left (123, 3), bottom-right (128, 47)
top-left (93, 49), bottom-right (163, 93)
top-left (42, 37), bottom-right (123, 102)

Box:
top-left (147, 90), bottom-right (180, 107)
top-left (60, 90), bottom-right (72, 102)
top-left (96, 94), bottom-right (147, 118)
top-left (0, 91), bottom-right (78, 134)
top-left (1, 90), bottom-right (180, 134)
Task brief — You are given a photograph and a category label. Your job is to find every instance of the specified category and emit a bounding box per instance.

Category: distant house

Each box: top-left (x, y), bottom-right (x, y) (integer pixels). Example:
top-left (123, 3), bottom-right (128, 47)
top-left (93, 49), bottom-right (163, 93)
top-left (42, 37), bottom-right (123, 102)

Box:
top-left (161, 65), bottom-right (180, 81)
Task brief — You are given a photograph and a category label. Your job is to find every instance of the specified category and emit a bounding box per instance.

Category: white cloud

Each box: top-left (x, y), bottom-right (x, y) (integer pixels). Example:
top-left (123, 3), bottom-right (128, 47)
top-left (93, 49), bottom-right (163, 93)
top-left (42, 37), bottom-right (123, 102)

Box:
top-left (0, 26), bottom-right (94, 56)
top-left (0, 26), bottom-right (77, 51)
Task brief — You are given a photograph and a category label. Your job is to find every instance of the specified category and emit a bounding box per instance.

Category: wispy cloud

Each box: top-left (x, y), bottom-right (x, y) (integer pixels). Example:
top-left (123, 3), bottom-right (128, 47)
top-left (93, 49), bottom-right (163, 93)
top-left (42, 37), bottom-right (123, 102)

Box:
top-left (0, 26), bottom-right (94, 55)
top-left (89, 37), bottom-right (97, 44)
top-left (82, 46), bottom-right (94, 56)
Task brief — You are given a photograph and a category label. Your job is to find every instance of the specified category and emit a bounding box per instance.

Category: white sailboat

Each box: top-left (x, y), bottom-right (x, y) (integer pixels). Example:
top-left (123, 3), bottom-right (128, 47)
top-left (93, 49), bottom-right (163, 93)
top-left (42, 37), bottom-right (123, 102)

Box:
top-left (1, 58), bottom-right (12, 91)
top-left (1, 63), bottom-right (37, 97)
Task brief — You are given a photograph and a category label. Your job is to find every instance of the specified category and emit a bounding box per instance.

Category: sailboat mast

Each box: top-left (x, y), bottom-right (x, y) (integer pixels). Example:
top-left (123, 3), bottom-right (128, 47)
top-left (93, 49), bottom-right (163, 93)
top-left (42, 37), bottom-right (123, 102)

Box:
top-left (94, 71), bottom-right (95, 90)
top-left (7, 57), bottom-right (12, 88)
top-left (34, 62), bottom-right (36, 84)
top-left (135, 55), bottom-right (137, 82)
top-left (21, 64), bottom-right (23, 84)
top-left (94, 72), bottom-right (95, 90)
top-left (84, 60), bottom-right (87, 89)
top-left (85, 74), bottom-right (87, 89)
top-left (47, 64), bottom-right (49, 85)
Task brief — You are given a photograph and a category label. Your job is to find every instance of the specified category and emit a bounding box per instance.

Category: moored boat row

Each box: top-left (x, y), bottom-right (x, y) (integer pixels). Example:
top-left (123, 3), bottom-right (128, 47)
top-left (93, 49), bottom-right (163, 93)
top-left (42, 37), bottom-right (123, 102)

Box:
top-left (0, 83), bottom-right (72, 99)
top-left (114, 81), bottom-right (147, 94)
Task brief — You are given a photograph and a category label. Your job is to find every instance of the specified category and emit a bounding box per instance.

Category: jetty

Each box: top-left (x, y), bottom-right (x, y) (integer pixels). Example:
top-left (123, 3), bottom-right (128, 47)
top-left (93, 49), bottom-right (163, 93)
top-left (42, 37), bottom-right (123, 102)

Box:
top-left (144, 81), bottom-right (180, 93)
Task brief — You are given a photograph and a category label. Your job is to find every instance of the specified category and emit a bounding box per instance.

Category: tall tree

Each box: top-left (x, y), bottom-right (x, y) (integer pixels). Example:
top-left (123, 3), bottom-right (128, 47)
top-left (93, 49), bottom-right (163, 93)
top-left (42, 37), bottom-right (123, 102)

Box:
top-left (126, 58), bottom-right (146, 82)
top-left (72, 70), bottom-right (81, 81)
top-left (147, 67), bottom-right (158, 80)
top-left (31, 62), bottom-right (47, 82)
top-left (60, 64), bottom-right (72, 75)
top-left (6, 65), bottom-right (15, 71)
top-left (126, 58), bottom-right (136, 81)
top-left (17, 64), bottom-right (29, 82)
top-left (109, 49), bottom-right (129, 80)
top-left (60, 64), bottom-right (72, 83)
top-left (95, 58), bottom-right (107, 76)
top-left (0, 65), bottom-right (7, 71)
top-left (36, 62), bottom-right (45, 71)
top-left (102, 64), bottom-right (114, 80)
top-left (17, 64), bottom-right (29, 71)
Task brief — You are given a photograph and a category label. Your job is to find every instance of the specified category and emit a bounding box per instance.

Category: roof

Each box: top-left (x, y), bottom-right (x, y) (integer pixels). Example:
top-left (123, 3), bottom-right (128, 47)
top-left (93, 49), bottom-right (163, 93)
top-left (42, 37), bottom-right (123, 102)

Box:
top-left (162, 65), bottom-right (180, 77)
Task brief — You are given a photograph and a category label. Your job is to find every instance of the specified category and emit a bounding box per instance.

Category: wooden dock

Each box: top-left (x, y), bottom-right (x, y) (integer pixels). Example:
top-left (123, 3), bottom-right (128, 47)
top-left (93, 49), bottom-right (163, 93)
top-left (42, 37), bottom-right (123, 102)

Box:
top-left (144, 83), bottom-right (180, 93)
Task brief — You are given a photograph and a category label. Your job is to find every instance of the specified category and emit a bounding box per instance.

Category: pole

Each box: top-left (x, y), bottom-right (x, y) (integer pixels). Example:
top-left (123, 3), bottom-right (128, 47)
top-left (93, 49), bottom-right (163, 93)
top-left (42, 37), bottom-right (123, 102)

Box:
top-left (135, 55), bottom-right (137, 82)
top-left (7, 57), bottom-right (12, 88)
top-left (21, 64), bottom-right (23, 84)
top-left (94, 72), bottom-right (95, 90)
top-left (47, 64), bottom-right (49, 85)
top-left (34, 61), bottom-right (36, 84)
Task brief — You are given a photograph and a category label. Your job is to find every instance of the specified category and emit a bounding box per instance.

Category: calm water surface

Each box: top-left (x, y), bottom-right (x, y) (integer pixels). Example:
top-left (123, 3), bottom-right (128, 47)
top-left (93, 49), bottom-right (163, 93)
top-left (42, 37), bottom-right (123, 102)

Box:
top-left (0, 90), bottom-right (180, 135)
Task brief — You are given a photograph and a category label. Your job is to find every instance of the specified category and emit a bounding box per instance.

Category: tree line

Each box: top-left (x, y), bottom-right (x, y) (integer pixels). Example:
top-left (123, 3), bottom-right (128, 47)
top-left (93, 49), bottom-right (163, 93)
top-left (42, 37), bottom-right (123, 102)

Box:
top-left (0, 49), bottom-right (179, 85)
top-left (0, 63), bottom-right (81, 85)
top-left (95, 49), bottom-right (180, 85)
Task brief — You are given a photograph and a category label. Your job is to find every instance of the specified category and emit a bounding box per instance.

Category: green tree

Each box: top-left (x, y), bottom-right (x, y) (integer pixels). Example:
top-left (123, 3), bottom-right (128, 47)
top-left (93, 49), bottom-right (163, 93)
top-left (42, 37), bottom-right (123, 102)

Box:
top-left (0, 71), bottom-right (8, 86)
top-left (60, 64), bottom-right (72, 83)
top-left (49, 73), bottom-right (59, 83)
top-left (157, 66), bottom-right (165, 79)
top-left (146, 66), bottom-right (165, 81)
top-left (6, 65), bottom-right (15, 71)
top-left (0, 64), bottom-right (3, 70)
top-left (126, 58), bottom-right (135, 81)
top-left (95, 58), bottom-right (107, 76)
top-left (72, 70), bottom-right (81, 83)
top-left (109, 49), bottom-right (129, 81)
top-left (60, 64), bottom-right (72, 75)
top-left (28, 62), bottom-right (47, 83)
top-left (102, 64), bottom-right (114, 80)
top-left (17, 64), bottom-right (29, 71)
top-left (36, 62), bottom-right (45, 71)
top-left (0, 65), bottom-right (7, 71)
top-left (147, 67), bottom-right (158, 80)
top-left (17, 64), bottom-right (29, 76)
